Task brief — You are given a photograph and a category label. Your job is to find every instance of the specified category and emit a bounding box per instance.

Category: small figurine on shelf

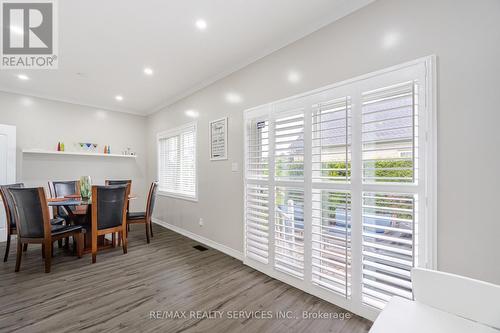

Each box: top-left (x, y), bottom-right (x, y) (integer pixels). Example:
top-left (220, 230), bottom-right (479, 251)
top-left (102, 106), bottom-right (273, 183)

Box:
top-left (108, 145), bottom-right (111, 154)
top-left (57, 142), bottom-right (61, 151)
top-left (60, 142), bottom-right (65, 151)
top-left (104, 145), bottom-right (108, 154)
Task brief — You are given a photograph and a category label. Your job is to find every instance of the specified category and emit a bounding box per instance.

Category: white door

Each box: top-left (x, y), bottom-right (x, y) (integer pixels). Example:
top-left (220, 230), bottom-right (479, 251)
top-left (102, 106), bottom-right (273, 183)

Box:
top-left (0, 124), bottom-right (16, 242)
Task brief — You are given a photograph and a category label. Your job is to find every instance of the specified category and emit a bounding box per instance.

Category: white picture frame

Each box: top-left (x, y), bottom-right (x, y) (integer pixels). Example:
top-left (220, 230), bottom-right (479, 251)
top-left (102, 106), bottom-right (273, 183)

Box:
top-left (209, 117), bottom-right (228, 160)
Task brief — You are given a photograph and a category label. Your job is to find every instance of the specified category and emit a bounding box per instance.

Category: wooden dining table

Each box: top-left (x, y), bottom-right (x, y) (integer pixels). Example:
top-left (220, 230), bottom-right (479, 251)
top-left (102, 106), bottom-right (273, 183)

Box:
top-left (48, 195), bottom-right (137, 254)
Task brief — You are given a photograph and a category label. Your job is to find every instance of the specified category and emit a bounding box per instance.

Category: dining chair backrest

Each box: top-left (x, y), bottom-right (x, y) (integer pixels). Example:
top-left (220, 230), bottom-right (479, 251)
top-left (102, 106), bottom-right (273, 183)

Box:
top-left (106, 180), bottom-right (132, 212)
top-left (105, 180), bottom-right (131, 186)
top-left (9, 187), bottom-right (48, 239)
top-left (147, 182), bottom-right (158, 219)
top-left (50, 180), bottom-right (79, 198)
top-left (93, 185), bottom-right (129, 230)
top-left (0, 183), bottom-right (24, 228)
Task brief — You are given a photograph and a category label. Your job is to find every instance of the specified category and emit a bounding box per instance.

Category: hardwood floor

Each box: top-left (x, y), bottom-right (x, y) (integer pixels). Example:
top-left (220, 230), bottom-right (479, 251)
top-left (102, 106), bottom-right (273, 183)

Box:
top-left (0, 225), bottom-right (372, 333)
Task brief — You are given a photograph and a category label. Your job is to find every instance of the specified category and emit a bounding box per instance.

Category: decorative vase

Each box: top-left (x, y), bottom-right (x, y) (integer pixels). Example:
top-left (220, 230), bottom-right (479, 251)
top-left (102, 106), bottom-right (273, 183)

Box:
top-left (80, 176), bottom-right (92, 199)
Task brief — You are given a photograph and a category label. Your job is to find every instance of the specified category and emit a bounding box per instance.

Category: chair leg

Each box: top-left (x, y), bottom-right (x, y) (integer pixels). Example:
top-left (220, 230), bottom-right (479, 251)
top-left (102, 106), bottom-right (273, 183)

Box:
top-left (91, 233), bottom-right (97, 264)
top-left (150, 221), bottom-right (154, 238)
top-left (44, 241), bottom-right (52, 273)
top-left (145, 222), bottom-right (150, 244)
top-left (64, 237), bottom-right (70, 250)
top-left (42, 243), bottom-right (45, 259)
top-left (3, 234), bottom-right (11, 262)
top-left (76, 234), bottom-right (83, 259)
top-left (15, 241), bottom-right (22, 272)
top-left (23, 243), bottom-right (28, 252)
top-left (111, 233), bottom-right (116, 248)
top-left (121, 231), bottom-right (127, 254)
top-left (117, 232), bottom-right (122, 246)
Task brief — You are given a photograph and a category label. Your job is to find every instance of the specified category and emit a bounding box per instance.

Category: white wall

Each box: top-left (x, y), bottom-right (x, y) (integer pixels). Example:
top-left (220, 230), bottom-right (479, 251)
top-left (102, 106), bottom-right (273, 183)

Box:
top-left (147, 0), bottom-right (500, 284)
top-left (0, 92), bottom-right (148, 211)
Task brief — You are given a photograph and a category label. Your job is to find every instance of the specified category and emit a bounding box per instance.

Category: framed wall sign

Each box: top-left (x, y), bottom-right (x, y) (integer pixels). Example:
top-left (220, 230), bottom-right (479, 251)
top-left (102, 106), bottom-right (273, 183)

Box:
top-left (209, 117), bottom-right (228, 160)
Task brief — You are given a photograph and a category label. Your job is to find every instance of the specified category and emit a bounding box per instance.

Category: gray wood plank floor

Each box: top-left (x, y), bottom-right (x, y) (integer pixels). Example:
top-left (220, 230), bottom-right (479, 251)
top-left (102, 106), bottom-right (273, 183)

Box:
top-left (0, 225), bottom-right (372, 333)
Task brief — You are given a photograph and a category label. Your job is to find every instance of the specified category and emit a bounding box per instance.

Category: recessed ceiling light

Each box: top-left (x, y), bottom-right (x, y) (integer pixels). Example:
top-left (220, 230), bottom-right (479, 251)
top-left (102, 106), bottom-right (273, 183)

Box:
top-left (144, 67), bottom-right (153, 75)
top-left (115, 95), bottom-right (123, 101)
top-left (195, 19), bottom-right (207, 31)
top-left (225, 92), bottom-right (243, 104)
top-left (17, 74), bottom-right (29, 81)
top-left (382, 31), bottom-right (401, 49)
top-left (287, 70), bottom-right (301, 84)
top-left (185, 109), bottom-right (199, 118)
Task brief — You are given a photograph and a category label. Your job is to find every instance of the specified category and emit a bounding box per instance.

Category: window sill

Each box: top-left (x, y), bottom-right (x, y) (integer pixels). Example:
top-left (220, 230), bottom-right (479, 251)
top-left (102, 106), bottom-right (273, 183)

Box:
top-left (157, 190), bottom-right (198, 202)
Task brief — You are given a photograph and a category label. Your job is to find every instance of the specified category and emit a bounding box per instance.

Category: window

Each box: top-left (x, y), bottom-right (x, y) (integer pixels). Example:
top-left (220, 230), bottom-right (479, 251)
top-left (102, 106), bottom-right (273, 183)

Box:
top-left (157, 122), bottom-right (197, 200)
top-left (244, 57), bottom-right (435, 320)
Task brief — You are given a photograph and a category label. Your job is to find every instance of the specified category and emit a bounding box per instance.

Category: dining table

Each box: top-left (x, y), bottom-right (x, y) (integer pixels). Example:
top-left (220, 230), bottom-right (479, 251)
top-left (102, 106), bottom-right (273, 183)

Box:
top-left (48, 195), bottom-right (137, 254)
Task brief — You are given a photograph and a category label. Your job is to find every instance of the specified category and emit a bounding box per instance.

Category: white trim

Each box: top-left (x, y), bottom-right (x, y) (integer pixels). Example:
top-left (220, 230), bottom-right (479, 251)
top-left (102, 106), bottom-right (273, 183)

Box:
top-left (0, 87), bottom-right (143, 116)
top-left (152, 218), bottom-right (243, 261)
top-left (157, 121), bottom-right (197, 140)
top-left (426, 56), bottom-right (438, 269)
top-left (157, 190), bottom-right (198, 202)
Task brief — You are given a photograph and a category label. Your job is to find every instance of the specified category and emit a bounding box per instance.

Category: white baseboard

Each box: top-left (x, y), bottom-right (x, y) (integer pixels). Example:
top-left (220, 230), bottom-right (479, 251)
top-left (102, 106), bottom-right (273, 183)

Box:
top-left (152, 218), bottom-right (243, 261)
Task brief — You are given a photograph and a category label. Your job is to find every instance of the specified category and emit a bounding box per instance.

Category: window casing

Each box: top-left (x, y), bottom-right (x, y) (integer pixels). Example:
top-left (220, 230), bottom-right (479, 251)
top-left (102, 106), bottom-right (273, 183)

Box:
top-left (243, 57), bottom-right (436, 321)
top-left (157, 122), bottom-right (197, 200)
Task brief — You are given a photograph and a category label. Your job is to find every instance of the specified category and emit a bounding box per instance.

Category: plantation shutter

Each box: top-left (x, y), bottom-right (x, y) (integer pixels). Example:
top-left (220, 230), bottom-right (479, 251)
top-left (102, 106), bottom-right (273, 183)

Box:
top-left (311, 190), bottom-right (351, 296)
top-left (275, 111), bottom-right (304, 181)
top-left (361, 192), bottom-right (415, 309)
top-left (274, 187), bottom-right (305, 278)
top-left (158, 123), bottom-right (197, 199)
top-left (360, 80), bottom-right (419, 309)
top-left (246, 118), bottom-right (269, 180)
top-left (245, 185), bottom-right (270, 263)
top-left (244, 59), bottom-right (432, 320)
top-left (312, 96), bottom-right (351, 182)
top-left (362, 82), bottom-right (416, 183)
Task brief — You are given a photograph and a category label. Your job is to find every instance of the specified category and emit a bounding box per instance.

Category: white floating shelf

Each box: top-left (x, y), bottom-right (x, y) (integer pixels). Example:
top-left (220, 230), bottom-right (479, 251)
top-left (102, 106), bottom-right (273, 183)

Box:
top-left (22, 149), bottom-right (137, 159)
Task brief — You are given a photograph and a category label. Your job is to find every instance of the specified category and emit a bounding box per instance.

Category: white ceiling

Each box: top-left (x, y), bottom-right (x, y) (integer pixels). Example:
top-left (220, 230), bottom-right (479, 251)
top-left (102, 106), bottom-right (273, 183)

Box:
top-left (0, 0), bottom-right (373, 115)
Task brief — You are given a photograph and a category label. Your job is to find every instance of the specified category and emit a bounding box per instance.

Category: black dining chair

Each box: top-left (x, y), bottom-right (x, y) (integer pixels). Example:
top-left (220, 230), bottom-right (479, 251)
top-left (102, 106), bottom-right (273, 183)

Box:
top-left (9, 187), bottom-right (84, 273)
top-left (91, 185), bottom-right (130, 263)
top-left (126, 181), bottom-right (158, 244)
top-left (48, 180), bottom-right (81, 248)
top-left (105, 180), bottom-right (132, 233)
top-left (1, 184), bottom-right (64, 262)
top-left (48, 180), bottom-right (80, 220)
